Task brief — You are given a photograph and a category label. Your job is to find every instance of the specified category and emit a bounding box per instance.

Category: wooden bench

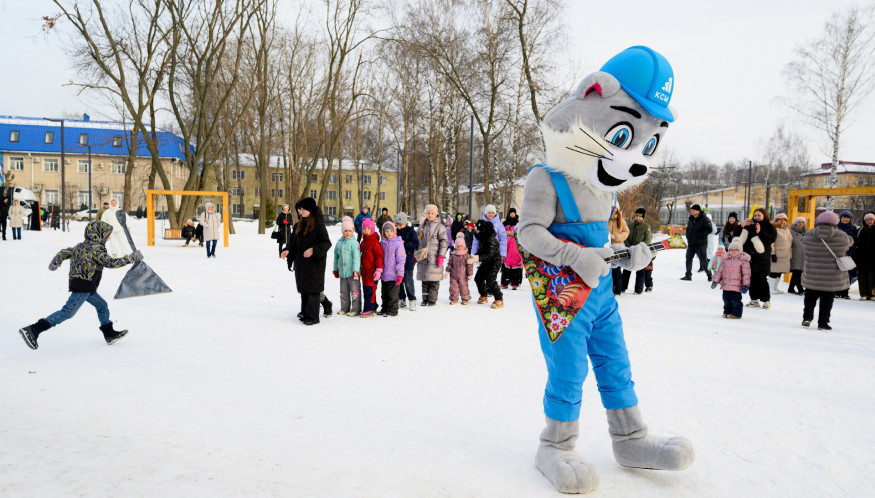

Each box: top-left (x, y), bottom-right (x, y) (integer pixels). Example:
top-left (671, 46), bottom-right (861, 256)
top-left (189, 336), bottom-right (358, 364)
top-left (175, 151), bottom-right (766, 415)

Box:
top-left (164, 228), bottom-right (183, 240)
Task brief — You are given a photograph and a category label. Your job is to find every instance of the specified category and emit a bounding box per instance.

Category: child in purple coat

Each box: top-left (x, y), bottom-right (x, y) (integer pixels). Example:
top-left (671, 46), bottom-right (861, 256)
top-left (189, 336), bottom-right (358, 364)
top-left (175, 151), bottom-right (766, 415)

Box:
top-left (712, 239), bottom-right (751, 319)
top-left (378, 221), bottom-right (406, 316)
top-left (446, 232), bottom-right (474, 304)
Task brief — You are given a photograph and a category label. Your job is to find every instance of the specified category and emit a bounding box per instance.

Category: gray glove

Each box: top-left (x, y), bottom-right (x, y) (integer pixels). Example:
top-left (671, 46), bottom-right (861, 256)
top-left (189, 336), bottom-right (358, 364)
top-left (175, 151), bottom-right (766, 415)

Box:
top-left (611, 242), bottom-right (652, 272)
top-left (568, 246), bottom-right (614, 288)
top-left (130, 250), bottom-right (144, 262)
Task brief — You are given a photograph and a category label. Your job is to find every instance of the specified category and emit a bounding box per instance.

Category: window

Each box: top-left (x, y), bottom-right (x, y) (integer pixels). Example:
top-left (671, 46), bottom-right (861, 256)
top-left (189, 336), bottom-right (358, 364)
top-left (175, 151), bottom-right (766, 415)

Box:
top-left (363, 190), bottom-right (372, 200)
top-left (859, 178), bottom-right (865, 186)
top-left (113, 136), bottom-right (123, 147)
top-left (44, 132), bottom-right (54, 144)
top-left (311, 174), bottom-right (318, 182)
top-left (271, 172), bottom-right (283, 182)
top-left (79, 134), bottom-right (88, 145)
top-left (43, 158), bottom-right (59, 172)
top-left (111, 160), bottom-right (126, 175)
top-left (232, 203), bottom-right (243, 215)
top-left (327, 190), bottom-right (337, 200)
top-left (231, 186), bottom-right (245, 196)
top-left (111, 191), bottom-right (124, 204)
top-left (77, 190), bottom-right (91, 208)
top-left (823, 177), bottom-right (830, 185)
top-left (178, 142), bottom-right (185, 154)
top-left (270, 189), bottom-right (283, 198)
top-left (255, 187), bottom-right (260, 197)
top-left (326, 206), bottom-right (337, 216)
top-left (380, 175), bottom-right (386, 185)
top-left (9, 130), bottom-right (19, 142)
top-left (310, 190), bottom-right (318, 198)
top-left (344, 190), bottom-right (352, 200)
top-left (9, 156), bottom-right (24, 171)
top-left (45, 189), bottom-right (59, 205)
top-left (329, 174), bottom-right (337, 184)
top-left (78, 160), bottom-right (90, 173)
top-left (869, 177), bottom-right (874, 187)
top-left (345, 174), bottom-right (353, 183)
top-left (379, 192), bottom-right (386, 201)
top-left (363, 175), bottom-right (372, 185)
top-left (232, 170), bottom-right (246, 180)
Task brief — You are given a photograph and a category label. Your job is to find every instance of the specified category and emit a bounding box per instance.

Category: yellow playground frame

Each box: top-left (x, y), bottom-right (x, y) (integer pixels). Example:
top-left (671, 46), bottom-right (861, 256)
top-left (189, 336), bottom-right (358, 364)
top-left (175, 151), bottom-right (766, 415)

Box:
top-left (146, 190), bottom-right (230, 247)
top-left (786, 187), bottom-right (875, 228)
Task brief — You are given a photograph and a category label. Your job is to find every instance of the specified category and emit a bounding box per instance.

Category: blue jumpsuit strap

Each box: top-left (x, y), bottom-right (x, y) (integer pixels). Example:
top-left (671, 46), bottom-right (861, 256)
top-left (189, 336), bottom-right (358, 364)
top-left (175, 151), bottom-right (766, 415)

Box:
top-left (528, 164), bottom-right (581, 223)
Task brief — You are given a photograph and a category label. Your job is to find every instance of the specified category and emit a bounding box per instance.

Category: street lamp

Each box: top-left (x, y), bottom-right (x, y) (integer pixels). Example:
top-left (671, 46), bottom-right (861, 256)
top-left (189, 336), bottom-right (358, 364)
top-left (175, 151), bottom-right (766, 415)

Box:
top-left (468, 114), bottom-right (474, 218)
top-left (43, 117), bottom-right (66, 231)
top-left (77, 135), bottom-right (93, 219)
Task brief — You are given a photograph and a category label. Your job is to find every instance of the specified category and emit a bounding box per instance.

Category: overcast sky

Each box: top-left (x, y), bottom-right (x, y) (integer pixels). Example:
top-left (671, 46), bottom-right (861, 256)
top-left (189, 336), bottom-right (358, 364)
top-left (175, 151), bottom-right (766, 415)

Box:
top-left (2, 0), bottom-right (873, 168)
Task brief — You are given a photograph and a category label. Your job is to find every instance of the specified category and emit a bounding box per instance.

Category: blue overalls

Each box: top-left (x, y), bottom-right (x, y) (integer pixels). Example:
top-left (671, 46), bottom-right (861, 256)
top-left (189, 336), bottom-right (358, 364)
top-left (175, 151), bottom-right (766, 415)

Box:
top-left (535, 166), bottom-right (638, 422)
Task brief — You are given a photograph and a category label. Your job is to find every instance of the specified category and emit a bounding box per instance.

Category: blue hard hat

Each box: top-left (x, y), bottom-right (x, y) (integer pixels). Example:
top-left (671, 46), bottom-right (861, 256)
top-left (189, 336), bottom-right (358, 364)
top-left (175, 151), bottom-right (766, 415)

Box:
top-left (600, 46), bottom-right (675, 122)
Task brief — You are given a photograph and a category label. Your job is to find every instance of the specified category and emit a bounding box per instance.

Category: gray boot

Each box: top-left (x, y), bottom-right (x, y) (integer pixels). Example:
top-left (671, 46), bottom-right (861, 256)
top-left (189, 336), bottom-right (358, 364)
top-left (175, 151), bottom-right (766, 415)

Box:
top-left (607, 405), bottom-right (694, 470)
top-left (535, 416), bottom-right (600, 494)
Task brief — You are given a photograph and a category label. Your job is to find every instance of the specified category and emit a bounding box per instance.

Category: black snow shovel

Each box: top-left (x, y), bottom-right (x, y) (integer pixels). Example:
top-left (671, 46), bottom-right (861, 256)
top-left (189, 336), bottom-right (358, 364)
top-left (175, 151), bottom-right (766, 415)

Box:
top-left (114, 210), bottom-right (172, 299)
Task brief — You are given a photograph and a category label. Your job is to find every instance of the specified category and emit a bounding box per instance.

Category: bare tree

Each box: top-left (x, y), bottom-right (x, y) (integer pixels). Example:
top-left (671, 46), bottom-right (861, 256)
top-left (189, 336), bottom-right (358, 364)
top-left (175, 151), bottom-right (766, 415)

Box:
top-left (783, 3), bottom-right (875, 209)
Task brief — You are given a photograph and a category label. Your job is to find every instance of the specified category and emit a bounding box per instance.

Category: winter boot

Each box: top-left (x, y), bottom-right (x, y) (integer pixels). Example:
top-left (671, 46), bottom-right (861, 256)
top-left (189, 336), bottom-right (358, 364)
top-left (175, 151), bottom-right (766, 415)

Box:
top-left (321, 297), bottom-right (333, 317)
top-left (491, 300), bottom-right (504, 309)
top-left (746, 300), bottom-right (760, 308)
top-left (99, 322), bottom-right (128, 345)
top-left (769, 277), bottom-right (784, 295)
top-left (408, 300), bottom-right (417, 311)
top-left (477, 296), bottom-right (489, 304)
top-left (19, 319), bottom-right (52, 350)
top-left (607, 405), bottom-right (695, 471)
top-left (535, 416), bottom-right (600, 494)
top-left (399, 299), bottom-right (407, 308)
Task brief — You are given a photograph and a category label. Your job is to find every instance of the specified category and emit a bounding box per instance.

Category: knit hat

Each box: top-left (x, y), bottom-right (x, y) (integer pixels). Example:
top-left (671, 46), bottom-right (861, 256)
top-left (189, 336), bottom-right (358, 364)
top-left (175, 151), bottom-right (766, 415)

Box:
top-left (864, 212), bottom-right (875, 222)
top-left (839, 210), bottom-right (853, 220)
top-left (504, 224), bottom-right (516, 232)
top-left (716, 243), bottom-right (725, 253)
top-left (690, 204), bottom-right (701, 212)
top-left (455, 232), bottom-right (467, 248)
top-left (816, 211), bottom-right (839, 225)
top-left (341, 216), bottom-right (354, 232)
top-left (634, 207), bottom-right (646, 217)
top-left (728, 212), bottom-right (738, 219)
top-left (774, 213), bottom-right (789, 221)
top-left (382, 220), bottom-right (396, 233)
top-left (362, 218), bottom-right (377, 233)
top-left (296, 197), bottom-right (318, 214)
top-left (484, 204), bottom-right (497, 214)
top-left (728, 239), bottom-right (744, 252)
top-left (394, 212), bottom-right (409, 225)
top-left (792, 216), bottom-right (807, 226)
top-left (466, 221), bottom-right (475, 228)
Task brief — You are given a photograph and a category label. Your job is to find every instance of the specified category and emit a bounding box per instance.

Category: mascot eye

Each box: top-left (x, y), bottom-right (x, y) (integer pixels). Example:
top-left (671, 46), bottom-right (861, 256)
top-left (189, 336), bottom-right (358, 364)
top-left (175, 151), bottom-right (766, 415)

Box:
top-left (604, 124), bottom-right (633, 149)
top-left (642, 135), bottom-right (659, 156)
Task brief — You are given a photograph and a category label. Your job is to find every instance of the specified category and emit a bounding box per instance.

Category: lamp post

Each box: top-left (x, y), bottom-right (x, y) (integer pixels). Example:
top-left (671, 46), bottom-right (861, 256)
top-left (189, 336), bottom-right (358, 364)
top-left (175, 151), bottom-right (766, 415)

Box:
top-left (468, 114), bottom-right (474, 218)
top-left (77, 134), bottom-right (93, 218)
top-left (44, 117), bottom-right (66, 231)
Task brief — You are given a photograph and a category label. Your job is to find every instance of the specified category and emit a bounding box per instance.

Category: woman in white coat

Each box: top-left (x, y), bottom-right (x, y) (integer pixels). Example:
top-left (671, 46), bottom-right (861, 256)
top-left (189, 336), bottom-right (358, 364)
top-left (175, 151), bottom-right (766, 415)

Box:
top-left (101, 199), bottom-right (132, 257)
top-left (201, 202), bottom-right (221, 258)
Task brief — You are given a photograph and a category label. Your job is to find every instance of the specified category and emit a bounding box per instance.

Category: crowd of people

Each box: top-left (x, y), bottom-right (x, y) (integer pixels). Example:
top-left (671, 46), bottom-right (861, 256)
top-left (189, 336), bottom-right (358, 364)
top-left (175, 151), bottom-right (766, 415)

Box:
top-left (681, 204), bottom-right (875, 330)
top-left (278, 200), bottom-right (523, 325)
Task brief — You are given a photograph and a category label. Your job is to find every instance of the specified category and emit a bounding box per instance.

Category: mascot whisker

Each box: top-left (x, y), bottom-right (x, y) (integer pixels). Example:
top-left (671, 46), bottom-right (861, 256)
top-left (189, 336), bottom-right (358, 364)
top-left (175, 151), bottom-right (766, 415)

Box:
top-left (517, 46), bottom-right (694, 494)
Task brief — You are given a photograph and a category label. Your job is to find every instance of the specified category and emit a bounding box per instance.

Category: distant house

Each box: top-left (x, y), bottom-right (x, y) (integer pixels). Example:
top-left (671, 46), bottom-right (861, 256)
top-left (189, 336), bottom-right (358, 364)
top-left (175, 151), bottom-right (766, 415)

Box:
top-left (801, 161), bottom-right (875, 212)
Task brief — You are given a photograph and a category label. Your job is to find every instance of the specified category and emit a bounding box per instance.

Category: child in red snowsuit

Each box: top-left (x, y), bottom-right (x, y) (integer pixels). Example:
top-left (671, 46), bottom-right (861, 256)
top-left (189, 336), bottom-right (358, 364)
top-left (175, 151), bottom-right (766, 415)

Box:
top-left (359, 218), bottom-right (383, 317)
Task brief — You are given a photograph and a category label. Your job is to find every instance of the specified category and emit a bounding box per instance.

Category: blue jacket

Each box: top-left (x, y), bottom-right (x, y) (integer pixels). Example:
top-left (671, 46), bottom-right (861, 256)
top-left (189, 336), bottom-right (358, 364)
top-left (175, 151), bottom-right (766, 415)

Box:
top-left (471, 213), bottom-right (507, 258)
top-left (333, 236), bottom-right (361, 277)
top-left (354, 210), bottom-right (371, 234)
top-left (398, 225), bottom-right (419, 271)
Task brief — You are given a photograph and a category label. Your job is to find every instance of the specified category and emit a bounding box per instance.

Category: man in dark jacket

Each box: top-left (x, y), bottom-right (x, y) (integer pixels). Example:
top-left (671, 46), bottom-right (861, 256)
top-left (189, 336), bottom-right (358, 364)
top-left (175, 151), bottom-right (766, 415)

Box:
top-left (354, 206), bottom-right (371, 242)
top-left (623, 208), bottom-right (652, 294)
top-left (681, 204), bottom-right (713, 281)
top-left (394, 212), bottom-right (419, 309)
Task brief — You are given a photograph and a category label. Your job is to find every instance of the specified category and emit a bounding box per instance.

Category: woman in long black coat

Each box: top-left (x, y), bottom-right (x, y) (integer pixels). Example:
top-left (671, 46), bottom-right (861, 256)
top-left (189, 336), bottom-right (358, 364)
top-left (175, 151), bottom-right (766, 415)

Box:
top-left (275, 204), bottom-right (294, 257)
top-left (739, 208), bottom-right (777, 308)
top-left (281, 197), bottom-right (331, 325)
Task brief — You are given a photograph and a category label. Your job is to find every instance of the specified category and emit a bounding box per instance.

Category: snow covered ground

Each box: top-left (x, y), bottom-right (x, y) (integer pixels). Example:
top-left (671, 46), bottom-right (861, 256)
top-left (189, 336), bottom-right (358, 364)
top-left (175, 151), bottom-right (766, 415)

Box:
top-left (2, 219), bottom-right (874, 497)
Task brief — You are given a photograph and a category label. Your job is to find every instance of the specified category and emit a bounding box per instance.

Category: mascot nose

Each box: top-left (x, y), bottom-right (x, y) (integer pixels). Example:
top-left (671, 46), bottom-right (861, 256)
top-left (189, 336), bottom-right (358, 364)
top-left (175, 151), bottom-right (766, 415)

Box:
top-left (629, 164), bottom-right (648, 177)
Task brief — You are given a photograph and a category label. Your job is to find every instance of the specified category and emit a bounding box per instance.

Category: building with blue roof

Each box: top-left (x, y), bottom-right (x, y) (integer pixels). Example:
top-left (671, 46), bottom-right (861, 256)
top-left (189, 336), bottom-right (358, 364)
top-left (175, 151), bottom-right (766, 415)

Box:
top-left (0, 114), bottom-right (190, 211)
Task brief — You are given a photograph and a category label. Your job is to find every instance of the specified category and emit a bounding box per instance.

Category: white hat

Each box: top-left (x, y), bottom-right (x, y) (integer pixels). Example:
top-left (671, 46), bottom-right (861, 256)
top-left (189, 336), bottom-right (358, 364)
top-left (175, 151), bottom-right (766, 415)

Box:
top-left (484, 204), bottom-right (497, 214)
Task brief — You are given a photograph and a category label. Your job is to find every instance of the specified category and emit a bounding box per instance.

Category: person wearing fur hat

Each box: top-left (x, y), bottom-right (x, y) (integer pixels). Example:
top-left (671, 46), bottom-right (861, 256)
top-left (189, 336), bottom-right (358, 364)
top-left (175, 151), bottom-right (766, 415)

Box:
top-left (282, 198), bottom-right (332, 325)
top-left (680, 204), bottom-right (713, 282)
top-left (621, 208), bottom-right (651, 295)
top-left (854, 212), bottom-right (875, 300)
top-left (788, 217), bottom-right (807, 294)
top-left (739, 208), bottom-right (777, 309)
top-left (835, 210), bottom-right (858, 299)
top-left (711, 239), bottom-right (751, 319)
top-left (500, 225), bottom-right (524, 289)
top-left (446, 232), bottom-right (474, 304)
top-left (769, 213), bottom-right (793, 295)
top-left (377, 221), bottom-right (406, 316)
top-left (275, 204), bottom-right (294, 256)
top-left (415, 204), bottom-right (448, 306)
top-left (801, 211), bottom-right (853, 330)
top-left (472, 219), bottom-right (504, 308)
top-left (333, 217), bottom-right (362, 316)
top-left (503, 207), bottom-right (519, 227)
top-left (201, 201), bottom-right (222, 258)
top-left (358, 217), bottom-right (383, 317)
top-left (394, 212), bottom-right (419, 310)
top-left (721, 212), bottom-right (743, 246)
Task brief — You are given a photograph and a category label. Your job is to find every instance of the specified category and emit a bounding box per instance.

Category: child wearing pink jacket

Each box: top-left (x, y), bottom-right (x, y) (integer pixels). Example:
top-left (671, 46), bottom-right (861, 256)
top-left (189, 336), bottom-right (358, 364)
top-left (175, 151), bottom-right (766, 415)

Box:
top-left (446, 232), bottom-right (474, 304)
top-left (500, 225), bottom-right (524, 289)
top-left (712, 239), bottom-right (751, 319)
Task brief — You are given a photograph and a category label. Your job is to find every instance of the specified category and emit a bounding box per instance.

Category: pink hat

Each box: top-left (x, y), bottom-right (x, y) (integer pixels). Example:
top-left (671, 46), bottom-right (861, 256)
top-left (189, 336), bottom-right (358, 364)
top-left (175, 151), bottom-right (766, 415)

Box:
top-left (816, 211), bottom-right (839, 225)
top-left (455, 232), bottom-right (466, 248)
top-left (362, 218), bottom-right (376, 232)
top-left (342, 216), bottom-right (354, 232)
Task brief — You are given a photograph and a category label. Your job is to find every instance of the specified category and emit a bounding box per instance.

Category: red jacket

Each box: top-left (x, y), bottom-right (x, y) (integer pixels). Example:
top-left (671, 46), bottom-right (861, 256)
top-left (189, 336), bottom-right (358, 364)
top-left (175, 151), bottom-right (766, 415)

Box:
top-left (360, 232), bottom-right (384, 286)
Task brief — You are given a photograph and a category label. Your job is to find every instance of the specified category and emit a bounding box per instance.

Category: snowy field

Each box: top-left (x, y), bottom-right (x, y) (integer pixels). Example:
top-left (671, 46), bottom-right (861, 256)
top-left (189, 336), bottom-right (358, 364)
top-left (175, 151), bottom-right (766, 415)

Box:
top-left (2, 218), bottom-right (874, 497)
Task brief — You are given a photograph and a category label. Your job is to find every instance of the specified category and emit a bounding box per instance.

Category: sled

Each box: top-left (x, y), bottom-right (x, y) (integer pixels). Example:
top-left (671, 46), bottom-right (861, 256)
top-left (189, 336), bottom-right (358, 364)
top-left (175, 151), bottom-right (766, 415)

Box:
top-left (114, 211), bottom-right (173, 299)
